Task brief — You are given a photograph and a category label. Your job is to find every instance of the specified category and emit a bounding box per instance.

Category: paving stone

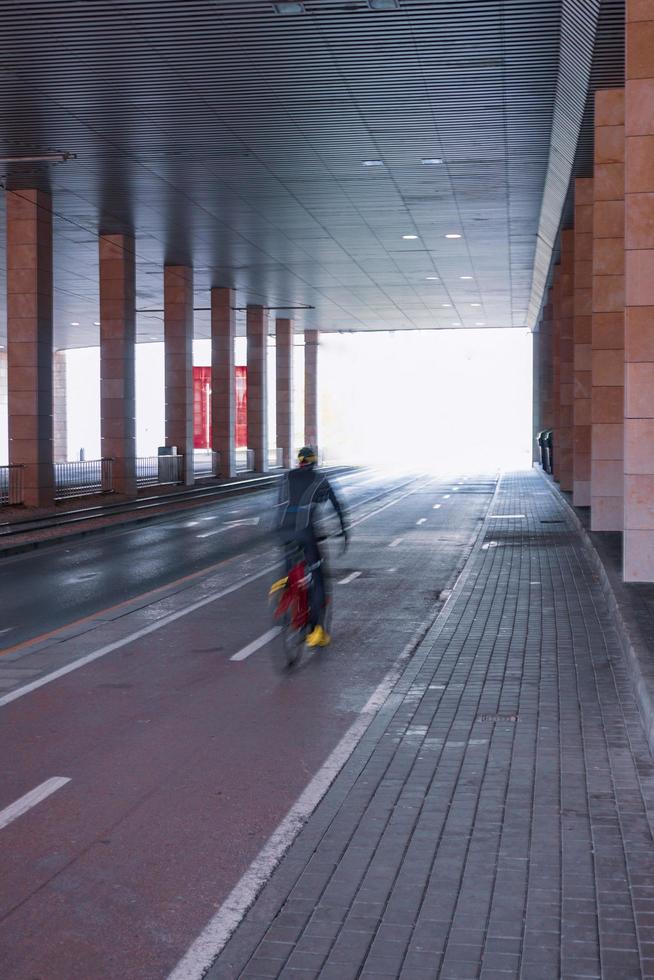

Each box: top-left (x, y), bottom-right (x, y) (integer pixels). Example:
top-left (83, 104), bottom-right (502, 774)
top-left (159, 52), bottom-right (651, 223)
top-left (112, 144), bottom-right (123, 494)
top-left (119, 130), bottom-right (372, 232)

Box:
top-left (208, 473), bottom-right (654, 979)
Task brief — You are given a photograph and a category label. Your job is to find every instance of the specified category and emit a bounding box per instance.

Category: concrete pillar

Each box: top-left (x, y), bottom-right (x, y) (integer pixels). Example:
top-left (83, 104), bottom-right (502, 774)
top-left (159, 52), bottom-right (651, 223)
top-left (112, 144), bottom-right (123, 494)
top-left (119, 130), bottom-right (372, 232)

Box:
top-left (573, 179), bottom-right (594, 506)
top-left (6, 189), bottom-right (54, 507)
top-left (625, 5), bottom-right (654, 580)
top-left (591, 88), bottom-right (625, 532)
top-left (211, 287), bottom-right (236, 479)
top-left (276, 318), bottom-right (294, 469)
top-left (541, 295), bottom-right (555, 432)
top-left (558, 230), bottom-right (575, 491)
top-left (552, 267), bottom-right (562, 481)
top-left (99, 234), bottom-right (136, 497)
top-left (53, 350), bottom-right (67, 464)
top-left (0, 349), bottom-right (8, 465)
top-left (304, 329), bottom-right (319, 449)
top-left (164, 265), bottom-right (194, 485)
top-left (246, 304), bottom-right (268, 473)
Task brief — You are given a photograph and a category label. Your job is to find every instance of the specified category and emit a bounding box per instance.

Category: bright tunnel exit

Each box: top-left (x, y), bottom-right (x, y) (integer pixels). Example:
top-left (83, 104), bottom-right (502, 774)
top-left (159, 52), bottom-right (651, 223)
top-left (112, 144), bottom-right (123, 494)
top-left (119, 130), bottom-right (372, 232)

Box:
top-left (318, 329), bottom-right (533, 473)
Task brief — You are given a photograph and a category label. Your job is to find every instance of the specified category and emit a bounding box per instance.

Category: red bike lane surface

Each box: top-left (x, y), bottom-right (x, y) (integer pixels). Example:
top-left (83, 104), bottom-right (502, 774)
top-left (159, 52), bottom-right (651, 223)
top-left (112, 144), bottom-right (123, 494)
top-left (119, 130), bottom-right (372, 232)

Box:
top-left (0, 483), bottom-right (490, 980)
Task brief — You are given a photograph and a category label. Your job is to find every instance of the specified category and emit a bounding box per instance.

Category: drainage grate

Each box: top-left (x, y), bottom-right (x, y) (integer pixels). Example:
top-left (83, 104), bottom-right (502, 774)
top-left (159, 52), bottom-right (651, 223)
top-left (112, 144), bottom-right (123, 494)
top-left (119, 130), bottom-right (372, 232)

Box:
top-left (477, 713), bottom-right (519, 723)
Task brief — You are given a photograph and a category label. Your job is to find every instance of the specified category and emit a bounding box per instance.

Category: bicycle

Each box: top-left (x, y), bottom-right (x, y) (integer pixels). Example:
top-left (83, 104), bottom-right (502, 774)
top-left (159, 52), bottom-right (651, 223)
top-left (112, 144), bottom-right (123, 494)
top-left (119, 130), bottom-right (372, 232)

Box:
top-left (268, 532), bottom-right (343, 669)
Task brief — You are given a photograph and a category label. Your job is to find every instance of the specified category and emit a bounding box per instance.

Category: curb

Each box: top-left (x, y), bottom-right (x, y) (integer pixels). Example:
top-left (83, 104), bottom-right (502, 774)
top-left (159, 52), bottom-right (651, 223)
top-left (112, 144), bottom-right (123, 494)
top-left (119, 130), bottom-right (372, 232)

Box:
top-left (535, 465), bottom-right (654, 757)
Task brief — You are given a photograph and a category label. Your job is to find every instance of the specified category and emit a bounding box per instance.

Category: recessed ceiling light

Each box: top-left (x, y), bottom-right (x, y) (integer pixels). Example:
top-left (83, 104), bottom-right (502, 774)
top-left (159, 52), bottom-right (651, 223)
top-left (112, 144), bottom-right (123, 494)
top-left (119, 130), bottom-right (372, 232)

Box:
top-left (441, 303), bottom-right (452, 307)
top-left (93, 321), bottom-right (100, 326)
top-left (451, 322), bottom-right (462, 326)
top-left (459, 276), bottom-right (473, 280)
top-left (368, 0), bottom-right (400, 10)
top-left (0, 152), bottom-right (76, 163)
top-left (445, 233), bottom-right (462, 239)
top-left (362, 159), bottom-right (384, 166)
top-left (70, 321), bottom-right (80, 326)
top-left (421, 158), bottom-right (443, 165)
top-left (402, 234), bottom-right (418, 240)
top-left (425, 276), bottom-right (439, 280)
top-left (150, 336), bottom-right (159, 341)
top-left (273, 2), bottom-right (305, 13)
top-left (475, 321), bottom-right (486, 326)
top-left (470, 302), bottom-right (481, 307)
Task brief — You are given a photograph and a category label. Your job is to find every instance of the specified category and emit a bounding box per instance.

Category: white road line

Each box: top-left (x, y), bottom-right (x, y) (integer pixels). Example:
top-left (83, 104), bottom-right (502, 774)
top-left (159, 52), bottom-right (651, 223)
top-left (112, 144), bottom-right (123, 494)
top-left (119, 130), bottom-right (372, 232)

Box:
top-left (432, 504), bottom-right (441, 510)
top-left (0, 564), bottom-right (278, 710)
top-left (0, 777), bottom-right (71, 831)
top-left (338, 571), bottom-right (361, 586)
top-left (166, 626), bottom-right (426, 980)
top-left (416, 518), bottom-right (427, 525)
top-left (230, 628), bottom-right (282, 662)
top-left (0, 627), bottom-right (15, 636)
top-left (388, 538), bottom-right (403, 548)
top-left (443, 494), bottom-right (451, 499)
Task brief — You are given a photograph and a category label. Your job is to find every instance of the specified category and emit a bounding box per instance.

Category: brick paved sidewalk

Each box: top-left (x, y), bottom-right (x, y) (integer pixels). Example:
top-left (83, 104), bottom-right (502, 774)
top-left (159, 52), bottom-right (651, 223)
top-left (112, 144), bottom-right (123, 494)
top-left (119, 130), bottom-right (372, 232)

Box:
top-left (206, 471), bottom-right (654, 980)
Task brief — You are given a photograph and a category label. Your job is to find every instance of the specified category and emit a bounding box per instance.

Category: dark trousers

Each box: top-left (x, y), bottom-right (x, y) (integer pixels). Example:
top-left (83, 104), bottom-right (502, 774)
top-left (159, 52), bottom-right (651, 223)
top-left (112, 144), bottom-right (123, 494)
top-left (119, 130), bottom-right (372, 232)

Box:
top-left (279, 525), bottom-right (326, 628)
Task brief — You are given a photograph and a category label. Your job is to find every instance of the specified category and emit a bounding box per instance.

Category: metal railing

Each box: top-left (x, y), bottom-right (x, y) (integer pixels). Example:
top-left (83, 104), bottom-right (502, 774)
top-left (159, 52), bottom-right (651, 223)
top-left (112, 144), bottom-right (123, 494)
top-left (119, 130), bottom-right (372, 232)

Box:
top-left (54, 458), bottom-right (114, 499)
top-left (268, 447), bottom-right (283, 469)
top-left (0, 465), bottom-right (25, 507)
top-left (236, 448), bottom-right (255, 473)
top-left (136, 455), bottom-right (185, 488)
top-left (193, 450), bottom-right (218, 478)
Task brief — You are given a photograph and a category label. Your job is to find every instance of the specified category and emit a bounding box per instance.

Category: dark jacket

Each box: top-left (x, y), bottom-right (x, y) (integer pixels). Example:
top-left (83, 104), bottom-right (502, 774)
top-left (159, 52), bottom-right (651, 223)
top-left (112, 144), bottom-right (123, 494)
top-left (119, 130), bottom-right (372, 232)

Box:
top-left (277, 466), bottom-right (346, 534)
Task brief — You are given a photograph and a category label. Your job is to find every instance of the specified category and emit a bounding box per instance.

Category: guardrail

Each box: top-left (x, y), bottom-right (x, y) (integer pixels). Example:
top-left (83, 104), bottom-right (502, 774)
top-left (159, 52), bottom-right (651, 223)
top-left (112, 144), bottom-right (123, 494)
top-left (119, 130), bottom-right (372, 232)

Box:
top-left (136, 455), bottom-right (184, 488)
top-left (54, 458), bottom-right (114, 500)
top-left (0, 465), bottom-right (25, 507)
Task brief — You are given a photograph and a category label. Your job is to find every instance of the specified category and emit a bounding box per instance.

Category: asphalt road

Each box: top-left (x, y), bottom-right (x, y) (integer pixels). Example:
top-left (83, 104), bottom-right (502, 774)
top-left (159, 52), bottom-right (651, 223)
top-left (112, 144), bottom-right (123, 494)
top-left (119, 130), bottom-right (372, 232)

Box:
top-left (0, 471), bottom-right (496, 980)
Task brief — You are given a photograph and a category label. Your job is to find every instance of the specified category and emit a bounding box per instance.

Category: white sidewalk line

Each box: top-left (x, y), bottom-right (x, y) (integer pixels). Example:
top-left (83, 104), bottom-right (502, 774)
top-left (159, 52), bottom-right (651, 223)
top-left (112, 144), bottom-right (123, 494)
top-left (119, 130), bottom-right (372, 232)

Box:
top-left (338, 571), bottom-right (361, 586)
top-left (0, 777), bottom-right (71, 831)
top-left (230, 628), bottom-right (282, 662)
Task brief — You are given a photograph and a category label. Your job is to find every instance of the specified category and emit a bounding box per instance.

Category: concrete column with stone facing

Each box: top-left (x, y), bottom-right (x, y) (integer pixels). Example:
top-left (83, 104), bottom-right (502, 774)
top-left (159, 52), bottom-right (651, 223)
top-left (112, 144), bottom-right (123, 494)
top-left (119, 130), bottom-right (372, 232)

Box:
top-left (541, 294), bottom-right (555, 434)
top-left (53, 350), bottom-right (67, 464)
top-left (6, 189), bottom-right (54, 507)
top-left (246, 305), bottom-right (268, 473)
top-left (573, 178), bottom-right (594, 506)
top-left (558, 229), bottom-right (575, 492)
top-left (99, 234), bottom-right (136, 497)
top-left (164, 265), bottom-right (194, 486)
top-left (591, 88), bottom-right (625, 532)
top-left (276, 318), bottom-right (293, 469)
top-left (304, 329), bottom-right (319, 449)
top-left (211, 287), bottom-right (236, 480)
top-left (551, 268), bottom-right (562, 482)
top-left (625, 5), bottom-right (654, 581)
top-left (0, 350), bottom-right (7, 465)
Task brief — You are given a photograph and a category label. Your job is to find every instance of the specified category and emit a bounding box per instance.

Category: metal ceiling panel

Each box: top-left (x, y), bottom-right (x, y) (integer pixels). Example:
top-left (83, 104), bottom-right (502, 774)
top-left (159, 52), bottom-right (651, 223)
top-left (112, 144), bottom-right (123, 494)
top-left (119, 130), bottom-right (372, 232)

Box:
top-left (0, 0), bottom-right (623, 348)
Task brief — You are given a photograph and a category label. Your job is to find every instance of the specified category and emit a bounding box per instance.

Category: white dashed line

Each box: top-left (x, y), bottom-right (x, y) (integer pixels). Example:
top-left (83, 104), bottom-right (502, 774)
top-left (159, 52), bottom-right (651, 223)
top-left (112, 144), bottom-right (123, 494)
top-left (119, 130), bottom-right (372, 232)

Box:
top-left (338, 571), bottom-right (362, 586)
top-left (0, 777), bottom-right (71, 831)
top-left (416, 518), bottom-right (427, 525)
top-left (230, 627), bottom-right (282, 662)
top-left (388, 538), bottom-right (403, 548)
top-left (432, 504), bottom-right (441, 510)
top-left (443, 494), bottom-right (450, 499)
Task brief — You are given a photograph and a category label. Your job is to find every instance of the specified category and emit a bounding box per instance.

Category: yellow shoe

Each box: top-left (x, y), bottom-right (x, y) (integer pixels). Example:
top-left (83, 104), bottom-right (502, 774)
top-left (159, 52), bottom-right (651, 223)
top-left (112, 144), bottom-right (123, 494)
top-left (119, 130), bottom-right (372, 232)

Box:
top-left (269, 576), bottom-right (288, 596)
top-left (306, 625), bottom-right (331, 647)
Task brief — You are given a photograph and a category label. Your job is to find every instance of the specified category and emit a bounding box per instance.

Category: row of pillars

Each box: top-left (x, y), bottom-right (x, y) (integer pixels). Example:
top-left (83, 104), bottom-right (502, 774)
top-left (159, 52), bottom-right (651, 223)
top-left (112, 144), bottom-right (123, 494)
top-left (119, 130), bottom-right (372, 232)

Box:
top-left (5, 194), bottom-right (319, 507)
top-left (537, 4), bottom-right (654, 582)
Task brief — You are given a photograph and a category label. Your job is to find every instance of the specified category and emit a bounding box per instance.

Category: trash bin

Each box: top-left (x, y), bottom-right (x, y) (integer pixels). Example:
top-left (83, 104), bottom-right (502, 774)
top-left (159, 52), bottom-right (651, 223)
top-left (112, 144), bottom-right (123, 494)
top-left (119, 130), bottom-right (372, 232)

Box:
top-left (158, 445), bottom-right (177, 482)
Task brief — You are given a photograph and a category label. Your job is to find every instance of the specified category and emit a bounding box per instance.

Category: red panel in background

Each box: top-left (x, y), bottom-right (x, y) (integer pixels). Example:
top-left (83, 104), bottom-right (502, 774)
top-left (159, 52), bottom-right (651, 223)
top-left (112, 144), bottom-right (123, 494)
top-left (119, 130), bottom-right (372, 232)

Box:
top-left (235, 366), bottom-right (247, 449)
top-left (193, 367), bottom-right (211, 449)
top-left (193, 366), bottom-right (247, 450)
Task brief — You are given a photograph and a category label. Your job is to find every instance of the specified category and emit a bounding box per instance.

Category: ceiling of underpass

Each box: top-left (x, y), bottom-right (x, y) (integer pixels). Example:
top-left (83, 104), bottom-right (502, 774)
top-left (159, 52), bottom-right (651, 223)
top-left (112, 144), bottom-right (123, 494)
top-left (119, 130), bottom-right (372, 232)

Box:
top-left (0, 0), bottom-right (624, 349)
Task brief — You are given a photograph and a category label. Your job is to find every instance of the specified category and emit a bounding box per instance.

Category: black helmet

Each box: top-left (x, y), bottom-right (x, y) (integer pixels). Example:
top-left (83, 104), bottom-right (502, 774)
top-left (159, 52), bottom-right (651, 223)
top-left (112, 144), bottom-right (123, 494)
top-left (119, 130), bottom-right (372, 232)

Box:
top-left (297, 446), bottom-right (317, 466)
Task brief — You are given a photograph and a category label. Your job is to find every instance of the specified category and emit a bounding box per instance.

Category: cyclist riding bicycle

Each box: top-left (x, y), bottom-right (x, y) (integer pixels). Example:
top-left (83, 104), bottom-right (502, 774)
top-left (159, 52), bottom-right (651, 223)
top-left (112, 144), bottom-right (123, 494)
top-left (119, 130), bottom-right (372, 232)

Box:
top-left (276, 446), bottom-right (349, 648)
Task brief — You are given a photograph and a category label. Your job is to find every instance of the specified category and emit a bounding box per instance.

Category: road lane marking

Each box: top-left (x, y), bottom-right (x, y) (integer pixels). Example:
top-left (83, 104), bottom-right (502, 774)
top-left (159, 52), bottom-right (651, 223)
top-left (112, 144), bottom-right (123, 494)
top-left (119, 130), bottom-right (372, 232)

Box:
top-left (338, 571), bottom-right (361, 585)
top-left (197, 517), bottom-right (261, 539)
top-left (0, 628), bottom-right (15, 636)
top-left (416, 518), bottom-right (427, 525)
top-left (443, 494), bottom-right (451, 499)
top-left (433, 504), bottom-right (441, 509)
top-left (0, 564), bottom-right (278, 709)
top-left (388, 538), bottom-right (403, 548)
top-left (230, 628), bottom-right (282, 662)
top-left (0, 777), bottom-right (71, 831)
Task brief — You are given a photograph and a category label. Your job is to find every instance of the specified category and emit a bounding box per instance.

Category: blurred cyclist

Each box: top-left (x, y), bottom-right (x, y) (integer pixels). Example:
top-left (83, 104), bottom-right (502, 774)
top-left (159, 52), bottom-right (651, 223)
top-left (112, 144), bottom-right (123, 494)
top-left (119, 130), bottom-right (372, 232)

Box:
top-left (277, 446), bottom-right (348, 647)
